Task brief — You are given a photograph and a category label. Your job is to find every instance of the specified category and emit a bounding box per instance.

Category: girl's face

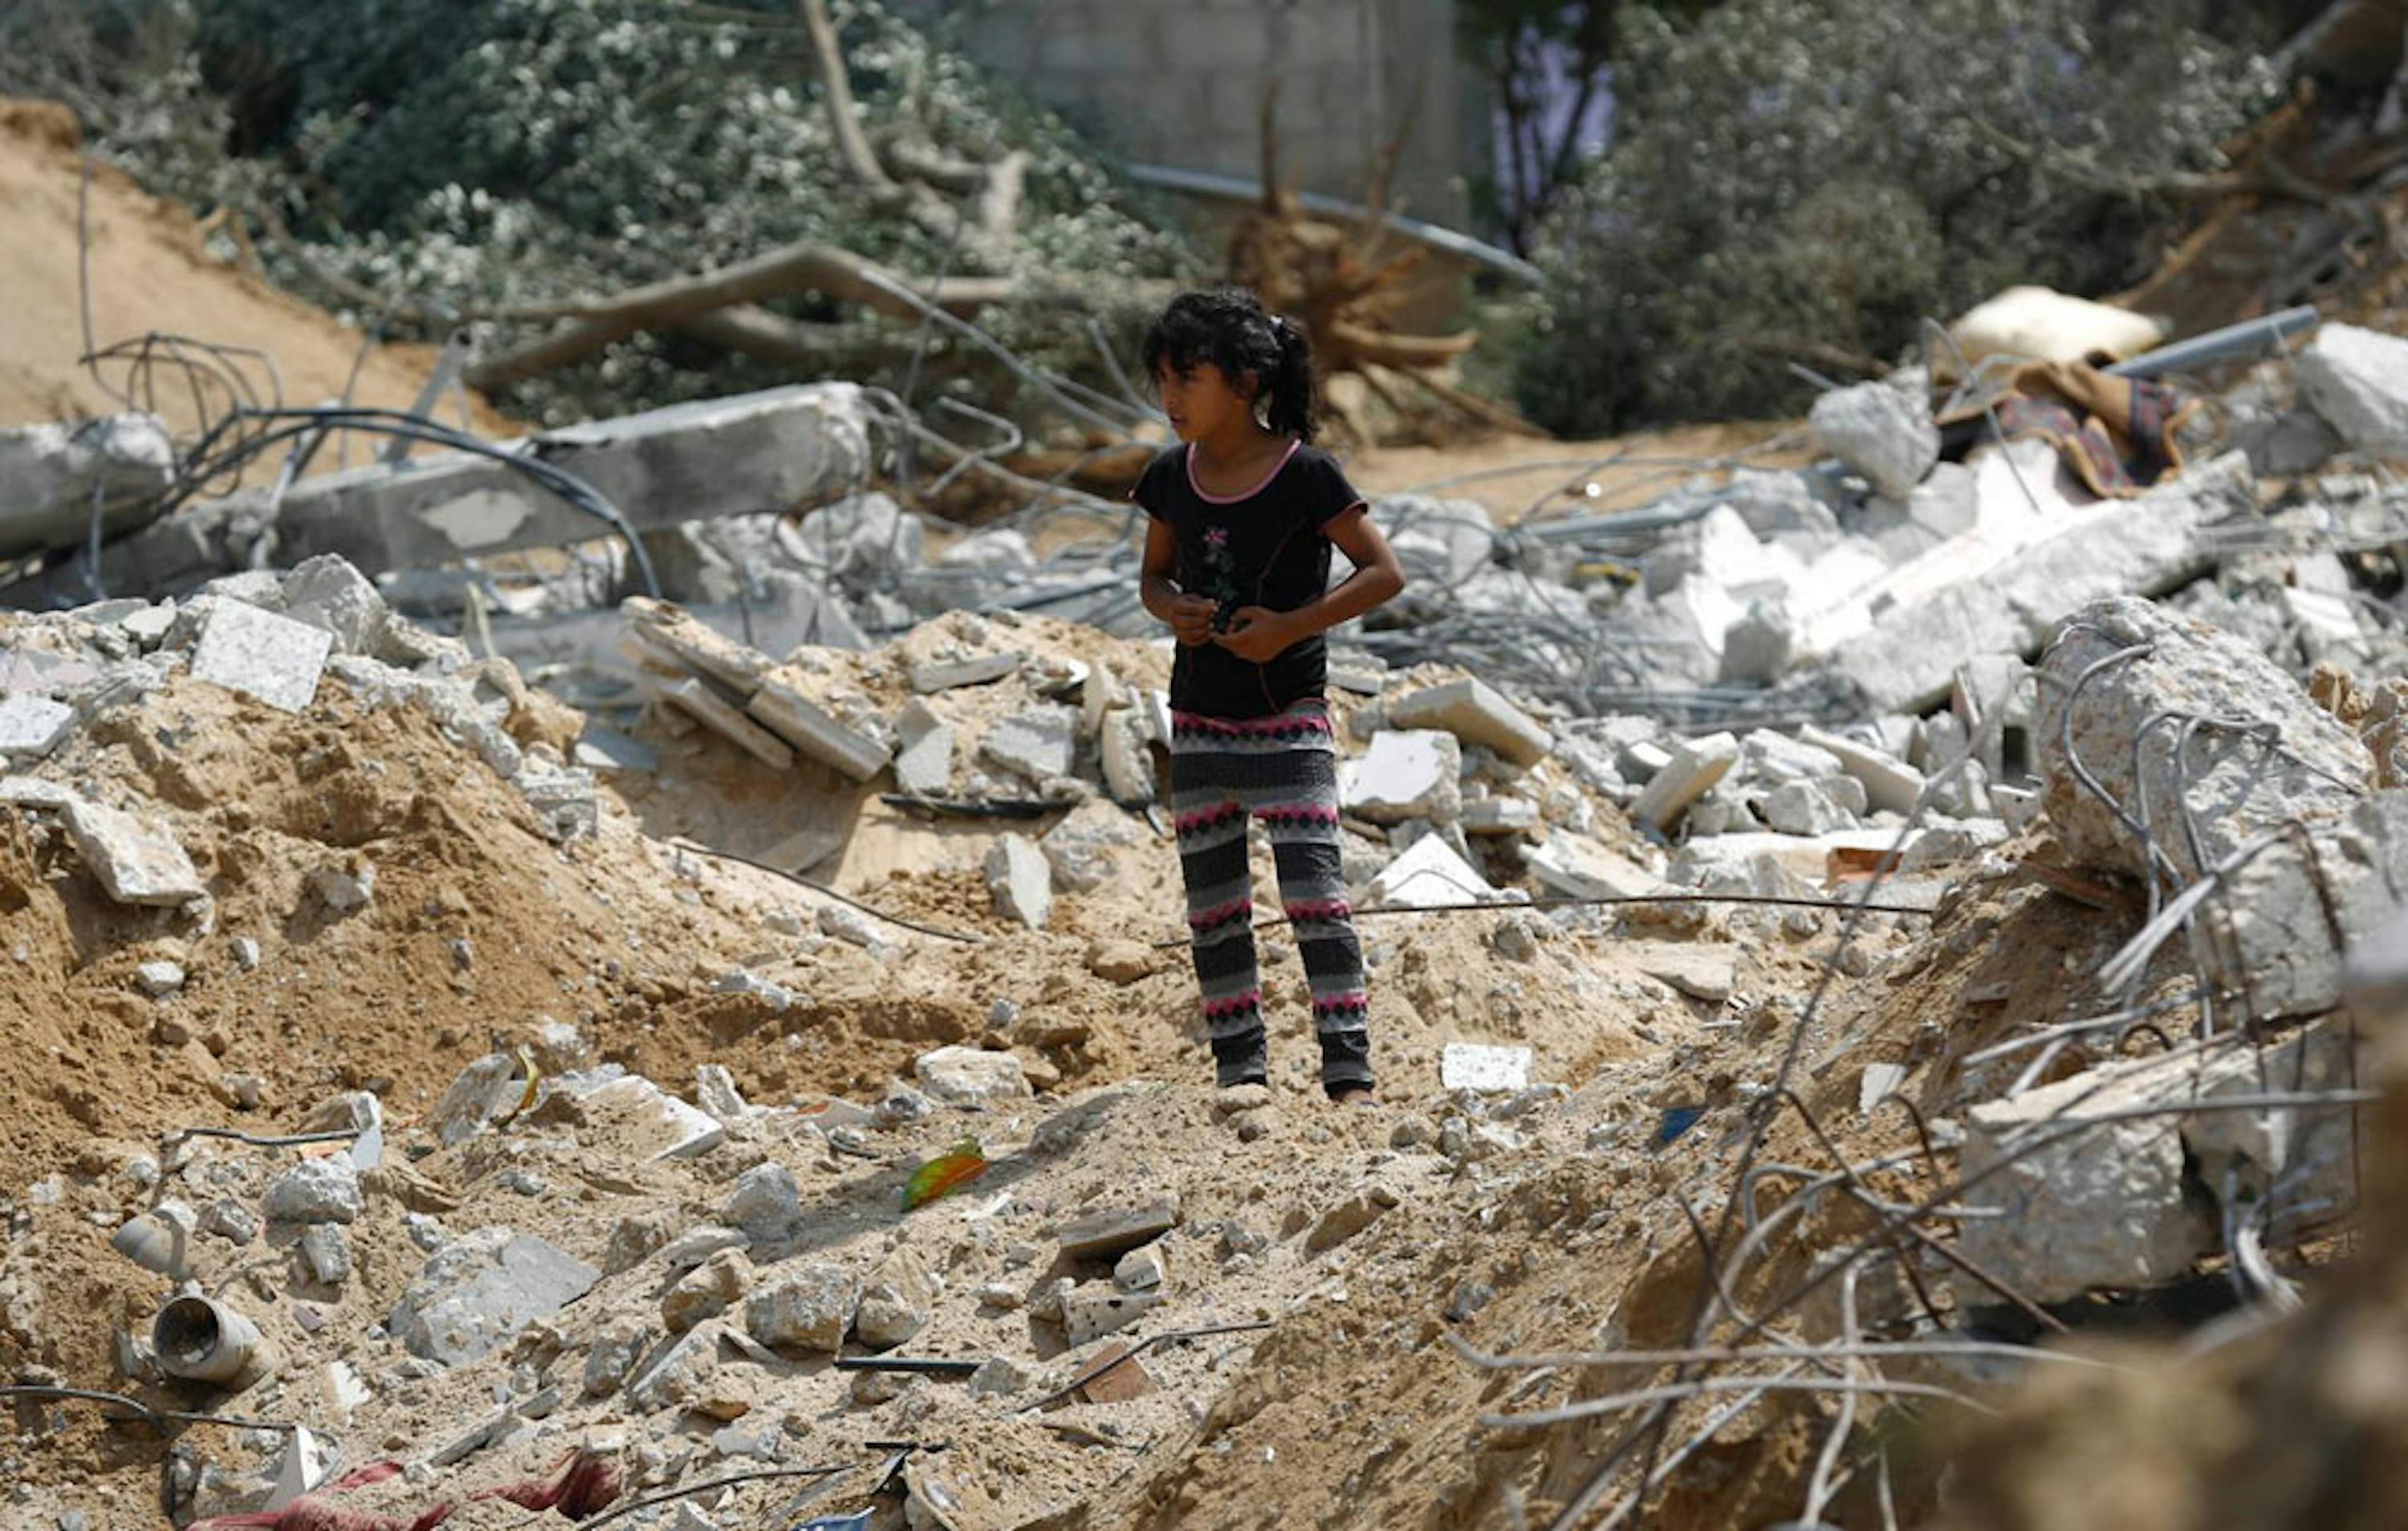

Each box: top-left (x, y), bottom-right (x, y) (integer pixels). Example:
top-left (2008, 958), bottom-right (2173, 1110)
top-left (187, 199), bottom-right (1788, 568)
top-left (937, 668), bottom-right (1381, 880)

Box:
top-left (1155, 359), bottom-right (1253, 442)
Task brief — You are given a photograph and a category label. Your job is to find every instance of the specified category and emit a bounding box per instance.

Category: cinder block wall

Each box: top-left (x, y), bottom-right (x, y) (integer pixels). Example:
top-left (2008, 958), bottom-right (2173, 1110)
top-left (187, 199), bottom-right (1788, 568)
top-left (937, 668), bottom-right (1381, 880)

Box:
top-left (893, 0), bottom-right (1483, 233)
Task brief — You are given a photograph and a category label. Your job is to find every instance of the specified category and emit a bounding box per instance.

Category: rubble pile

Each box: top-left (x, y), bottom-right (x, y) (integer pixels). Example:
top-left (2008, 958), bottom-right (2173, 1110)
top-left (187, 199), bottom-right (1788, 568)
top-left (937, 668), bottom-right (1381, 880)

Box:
top-left (2, 310), bottom-right (2407, 1529)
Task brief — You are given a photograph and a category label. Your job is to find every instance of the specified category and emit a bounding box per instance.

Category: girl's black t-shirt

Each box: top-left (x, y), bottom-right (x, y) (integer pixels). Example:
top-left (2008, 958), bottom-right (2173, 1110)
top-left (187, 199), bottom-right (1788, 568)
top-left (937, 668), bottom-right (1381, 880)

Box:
top-left (1132, 439), bottom-right (1369, 719)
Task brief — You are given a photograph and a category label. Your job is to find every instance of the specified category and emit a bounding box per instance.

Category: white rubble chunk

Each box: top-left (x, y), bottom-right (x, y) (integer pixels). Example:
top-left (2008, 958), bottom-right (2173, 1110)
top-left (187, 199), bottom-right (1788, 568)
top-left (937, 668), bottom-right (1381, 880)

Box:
top-left (909, 652), bottom-right (1022, 693)
top-left (0, 693), bottom-right (74, 760)
top-left (693, 1064), bottom-right (753, 1127)
top-left (1340, 729), bottom-right (1462, 825)
top-left (891, 699), bottom-right (954, 796)
top-left (299, 1224), bottom-right (352, 1285)
top-left (1039, 799), bottom-right (1141, 893)
top-left (722, 1163), bottom-right (801, 1240)
top-left (1809, 379), bottom-right (1939, 498)
top-left (135, 959), bottom-right (185, 997)
top-left (387, 1227), bottom-right (600, 1366)
top-left (853, 1247), bottom-right (939, 1350)
top-left (1114, 1242), bottom-right (1169, 1292)
top-left (2296, 321), bottom-right (2408, 452)
top-left (279, 555), bottom-right (390, 655)
top-left (746, 1265), bottom-right (860, 1351)
top-left (914, 1045), bottom-right (1032, 1106)
top-left (983, 834), bottom-right (1051, 930)
top-left (638, 672), bottom-right (795, 770)
top-left (262, 1156), bottom-right (363, 1226)
top-left (1098, 709), bottom-right (1156, 806)
top-left (1796, 725), bottom-right (1927, 816)
top-left (0, 412), bottom-right (174, 561)
top-left (1384, 678), bottom-right (1551, 767)
top-left (746, 676), bottom-right (890, 782)
top-left (1760, 779), bottom-right (1857, 836)
top-left (515, 766), bottom-right (597, 842)
top-left (189, 599), bottom-right (332, 713)
top-left (980, 705), bottom-right (1077, 784)
top-left (1060, 1285), bottom-right (1161, 1346)
top-left (557, 1072), bottom-right (727, 1160)
top-left (61, 797), bottom-right (204, 906)
top-left (1629, 732), bottom-right (1740, 832)
top-left (1440, 1043), bottom-right (1533, 1093)
top-left (1369, 833), bottom-right (1512, 908)
top-left (1526, 830), bottom-right (1666, 901)
top-left (1461, 795), bottom-right (1539, 835)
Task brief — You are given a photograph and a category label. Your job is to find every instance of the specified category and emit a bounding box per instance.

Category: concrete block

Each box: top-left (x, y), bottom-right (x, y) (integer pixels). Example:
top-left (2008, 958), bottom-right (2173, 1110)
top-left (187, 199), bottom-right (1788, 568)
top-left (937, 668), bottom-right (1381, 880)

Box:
top-left (271, 384), bottom-right (874, 573)
top-left (189, 599), bottom-right (332, 713)
top-left (981, 705), bottom-right (1077, 784)
top-left (622, 599), bottom-right (774, 692)
top-left (1057, 1204), bottom-right (1179, 1261)
top-left (1797, 725), bottom-right (1926, 815)
top-left (747, 676), bottom-right (890, 781)
top-left (1040, 799), bottom-right (1141, 894)
top-left (1061, 1285), bottom-right (1161, 1346)
top-left (1384, 678), bottom-right (1550, 767)
top-left (892, 699), bottom-right (953, 796)
top-left (299, 1224), bottom-right (352, 1285)
top-left (853, 1247), bottom-right (938, 1350)
top-left (263, 1157), bottom-right (361, 1225)
top-left (1099, 709), bottom-right (1156, 805)
top-left (1368, 832), bottom-right (1507, 908)
top-left (984, 833), bottom-right (1051, 929)
top-left (1716, 599), bottom-right (1796, 685)
top-left (1627, 942), bottom-right (1737, 1004)
top-left (0, 413), bottom-right (175, 561)
top-left (913, 1045), bottom-right (1031, 1105)
top-left (388, 1227), bottom-right (600, 1366)
top-left (1340, 729), bottom-right (1462, 825)
top-left (1761, 780), bottom-right (1857, 836)
top-left (2296, 321), bottom-right (2408, 452)
top-left (278, 556), bottom-right (389, 655)
top-left (1441, 1043), bottom-right (1532, 1092)
top-left (1526, 830), bottom-right (1665, 902)
top-left (0, 693), bottom-right (74, 759)
top-left (1629, 732), bottom-right (1739, 831)
top-left (1462, 795), bottom-right (1539, 835)
top-left (746, 1265), bottom-right (860, 1351)
top-left (662, 1249), bottom-right (750, 1332)
top-left (1809, 380), bottom-right (1939, 498)
top-left (722, 1163), bottom-right (801, 1239)
top-left (639, 673), bottom-right (795, 770)
top-left (61, 797), bottom-right (203, 905)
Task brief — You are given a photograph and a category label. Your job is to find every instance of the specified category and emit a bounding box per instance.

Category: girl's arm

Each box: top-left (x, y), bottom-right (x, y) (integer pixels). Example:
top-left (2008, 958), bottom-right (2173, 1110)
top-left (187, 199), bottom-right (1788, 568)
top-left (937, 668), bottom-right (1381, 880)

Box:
top-left (1214, 506), bottom-right (1406, 661)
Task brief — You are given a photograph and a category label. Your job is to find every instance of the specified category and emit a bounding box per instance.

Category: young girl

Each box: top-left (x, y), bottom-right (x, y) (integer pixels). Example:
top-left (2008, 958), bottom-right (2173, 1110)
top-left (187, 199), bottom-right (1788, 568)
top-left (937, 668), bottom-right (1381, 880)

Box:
top-left (1130, 287), bottom-right (1407, 1107)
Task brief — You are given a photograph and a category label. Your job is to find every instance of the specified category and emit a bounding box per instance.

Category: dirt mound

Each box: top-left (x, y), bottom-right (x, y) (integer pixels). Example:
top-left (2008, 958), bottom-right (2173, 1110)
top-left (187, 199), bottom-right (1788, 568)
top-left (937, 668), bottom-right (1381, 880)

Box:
top-left (0, 94), bottom-right (516, 441)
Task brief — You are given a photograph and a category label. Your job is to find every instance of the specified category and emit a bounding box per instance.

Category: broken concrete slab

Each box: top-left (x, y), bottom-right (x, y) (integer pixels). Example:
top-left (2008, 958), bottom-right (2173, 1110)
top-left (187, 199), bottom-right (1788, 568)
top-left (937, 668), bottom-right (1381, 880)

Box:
top-left (60, 796), bottom-right (203, 906)
top-left (1809, 379), bottom-right (1939, 499)
top-left (984, 834), bottom-right (1051, 930)
top-left (0, 693), bottom-right (74, 759)
top-left (1627, 942), bottom-right (1737, 1004)
top-left (1098, 709), bottom-right (1156, 806)
top-left (1440, 1043), bottom-right (1533, 1093)
top-left (2038, 595), bottom-right (2372, 883)
top-left (278, 556), bottom-right (390, 656)
top-left (556, 1072), bottom-right (728, 1160)
top-left (1462, 795), bottom-right (1539, 835)
top-left (980, 705), bottom-right (1077, 785)
top-left (2296, 320), bottom-right (2408, 453)
top-left (1061, 1285), bottom-right (1160, 1346)
top-left (270, 384), bottom-right (875, 573)
top-left (746, 674), bottom-right (890, 782)
top-left (746, 1265), bottom-right (860, 1352)
top-left (0, 413), bottom-right (176, 561)
top-left (622, 598), bottom-right (774, 693)
top-left (1369, 832), bottom-right (1509, 908)
top-left (1629, 731), bottom-right (1739, 832)
top-left (1340, 729), bottom-right (1462, 825)
top-left (1526, 830), bottom-right (1666, 902)
top-left (1384, 678), bottom-right (1551, 768)
top-left (910, 652), bottom-right (1021, 693)
top-left (388, 1227), bottom-right (601, 1366)
top-left (1058, 1204), bottom-right (1179, 1262)
top-left (639, 673), bottom-right (795, 770)
top-left (189, 599), bottom-right (333, 713)
top-left (1797, 725), bottom-right (1926, 815)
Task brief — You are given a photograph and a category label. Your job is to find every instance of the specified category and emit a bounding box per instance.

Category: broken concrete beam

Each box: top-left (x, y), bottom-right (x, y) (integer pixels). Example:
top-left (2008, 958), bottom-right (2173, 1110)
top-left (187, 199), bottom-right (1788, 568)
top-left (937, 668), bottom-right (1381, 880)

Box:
top-left (388, 1228), bottom-right (600, 1366)
top-left (1817, 453), bottom-right (2248, 713)
top-left (2189, 791), bottom-right (2408, 1018)
top-left (1796, 725), bottom-right (1926, 815)
top-left (909, 652), bottom-right (1021, 693)
top-left (0, 693), bottom-right (74, 760)
top-left (0, 413), bottom-right (175, 561)
top-left (61, 796), bottom-right (203, 906)
top-left (892, 700), bottom-right (954, 796)
top-left (1340, 729), bottom-right (1462, 825)
top-left (189, 599), bottom-right (333, 713)
top-left (1809, 379), bottom-right (1938, 498)
top-left (983, 833), bottom-right (1051, 929)
top-left (1629, 732), bottom-right (1739, 832)
top-left (1462, 795), bottom-right (1539, 835)
top-left (2037, 595), bottom-right (2371, 883)
top-left (622, 598), bottom-right (775, 692)
top-left (1384, 678), bottom-right (1551, 768)
top-left (638, 673), bottom-right (795, 770)
top-left (2296, 321), bottom-right (2408, 453)
top-left (746, 675), bottom-right (890, 782)
top-left (269, 384), bottom-right (874, 573)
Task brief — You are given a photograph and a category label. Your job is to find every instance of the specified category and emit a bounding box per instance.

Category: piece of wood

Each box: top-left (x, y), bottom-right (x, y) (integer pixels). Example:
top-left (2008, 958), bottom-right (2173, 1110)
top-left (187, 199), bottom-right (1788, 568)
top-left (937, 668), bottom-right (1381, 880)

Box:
top-left (1073, 1340), bottom-right (1157, 1403)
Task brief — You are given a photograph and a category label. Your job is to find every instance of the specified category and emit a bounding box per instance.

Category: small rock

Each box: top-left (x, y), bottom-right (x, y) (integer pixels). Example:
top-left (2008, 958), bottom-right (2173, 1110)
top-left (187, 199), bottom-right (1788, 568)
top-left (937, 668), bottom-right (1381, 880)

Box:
top-left (263, 1156), bottom-right (362, 1226)
top-left (853, 1247), bottom-right (939, 1351)
top-left (663, 1249), bottom-right (751, 1332)
top-left (967, 1355), bottom-right (1032, 1399)
top-left (230, 937), bottom-right (261, 971)
top-left (1113, 1242), bottom-right (1168, 1292)
top-left (299, 1224), bottom-right (352, 1285)
top-left (982, 834), bottom-right (1051, 930)
top-left (309, 860), bottom-right (376, 912)
top-left (135, 960), bottom-right (185, 997)
top-left (913, 1045), bottom-right (1031, 1106)
top-left (1086, 939), bottom-right (1153, 983)
top-left (722, 1163), bottom-right (801, 1240)
top-left (746, 1265), bottom-right (860, 1352)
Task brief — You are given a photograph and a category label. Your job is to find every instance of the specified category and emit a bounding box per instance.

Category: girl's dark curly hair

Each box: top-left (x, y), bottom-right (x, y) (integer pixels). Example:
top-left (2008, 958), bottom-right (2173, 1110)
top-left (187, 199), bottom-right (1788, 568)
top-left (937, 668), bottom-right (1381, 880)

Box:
top-left (1140, 286), bottom-right (1316, 442)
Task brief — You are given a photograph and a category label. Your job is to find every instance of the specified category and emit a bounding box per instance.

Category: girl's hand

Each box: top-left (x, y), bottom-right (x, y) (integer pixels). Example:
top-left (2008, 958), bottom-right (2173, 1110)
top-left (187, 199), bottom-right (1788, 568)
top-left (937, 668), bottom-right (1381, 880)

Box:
top-left (1166, 593), bottom-right (1218, 646)
top-left (1213, 607), bottom-right (1299, 661)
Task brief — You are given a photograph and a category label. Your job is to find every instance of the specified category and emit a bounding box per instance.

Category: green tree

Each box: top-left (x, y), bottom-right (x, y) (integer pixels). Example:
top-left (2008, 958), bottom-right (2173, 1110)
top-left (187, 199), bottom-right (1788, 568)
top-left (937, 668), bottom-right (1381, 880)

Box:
top-left (1514, 0), bottom-right (2286, 435)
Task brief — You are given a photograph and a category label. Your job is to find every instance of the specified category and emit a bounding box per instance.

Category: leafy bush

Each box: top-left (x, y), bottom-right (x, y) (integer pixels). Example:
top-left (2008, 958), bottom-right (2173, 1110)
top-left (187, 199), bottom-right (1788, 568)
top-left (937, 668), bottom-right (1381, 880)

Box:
top-left (1515, 0), bottom-right (2284, 434)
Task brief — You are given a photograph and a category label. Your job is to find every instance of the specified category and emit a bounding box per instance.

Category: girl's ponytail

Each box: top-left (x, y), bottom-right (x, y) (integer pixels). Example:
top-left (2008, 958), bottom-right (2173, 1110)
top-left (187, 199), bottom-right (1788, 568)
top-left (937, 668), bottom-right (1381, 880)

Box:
top-left (1260, 315), bottom-right (1316, 443)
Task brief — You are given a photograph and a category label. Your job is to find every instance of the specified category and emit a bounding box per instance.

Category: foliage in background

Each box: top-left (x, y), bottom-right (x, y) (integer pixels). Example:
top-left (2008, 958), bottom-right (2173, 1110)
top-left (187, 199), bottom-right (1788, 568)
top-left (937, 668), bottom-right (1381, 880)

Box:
top-left (1514, 0), bottom-right (2288, 435)
top-left (3, 0), bottom-right (1198, 428)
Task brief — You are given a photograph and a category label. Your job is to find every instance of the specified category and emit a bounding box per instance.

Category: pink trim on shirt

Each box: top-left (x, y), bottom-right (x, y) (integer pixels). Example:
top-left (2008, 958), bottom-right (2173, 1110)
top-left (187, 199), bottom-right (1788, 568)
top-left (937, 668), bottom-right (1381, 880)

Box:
top-left (1186, 438), bottom-right (1301, 504)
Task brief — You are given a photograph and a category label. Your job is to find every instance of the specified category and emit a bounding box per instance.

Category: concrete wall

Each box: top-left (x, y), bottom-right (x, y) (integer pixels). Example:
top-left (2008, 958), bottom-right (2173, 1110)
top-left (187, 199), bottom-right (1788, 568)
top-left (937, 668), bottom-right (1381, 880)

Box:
top-left (896, 0), bottom-right (1485, 233)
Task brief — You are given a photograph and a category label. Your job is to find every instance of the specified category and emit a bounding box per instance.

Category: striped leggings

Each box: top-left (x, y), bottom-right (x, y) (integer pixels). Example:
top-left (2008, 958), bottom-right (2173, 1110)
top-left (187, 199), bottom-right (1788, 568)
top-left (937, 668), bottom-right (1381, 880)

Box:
top-left (1169, 701), bottom-right (1372, 1097)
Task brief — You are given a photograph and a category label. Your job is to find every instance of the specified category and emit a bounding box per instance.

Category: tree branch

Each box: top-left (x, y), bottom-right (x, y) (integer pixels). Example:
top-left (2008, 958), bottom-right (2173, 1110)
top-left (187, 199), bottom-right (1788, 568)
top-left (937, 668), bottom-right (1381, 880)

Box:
top-left (798, 0), bottom-right (899, 198)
